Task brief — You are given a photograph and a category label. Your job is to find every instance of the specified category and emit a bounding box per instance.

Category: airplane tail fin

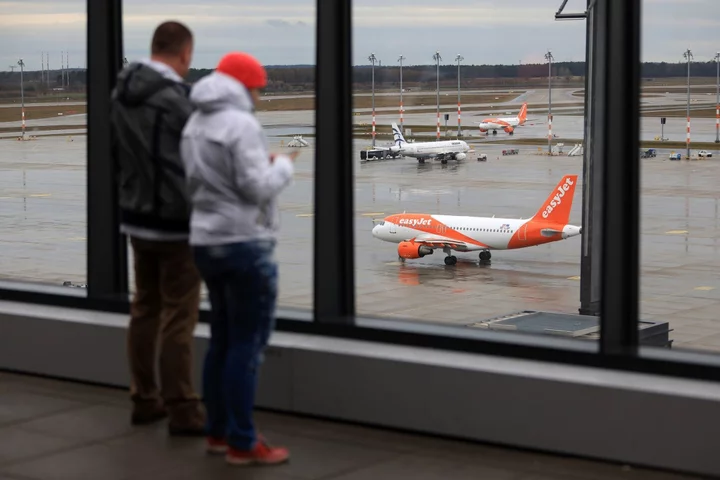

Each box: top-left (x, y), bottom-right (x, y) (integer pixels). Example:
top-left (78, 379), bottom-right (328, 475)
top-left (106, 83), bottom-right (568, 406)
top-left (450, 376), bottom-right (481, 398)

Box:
top-left (391, 122), bottom-right (407, 146)
top-left (517, 103), bottom-right (528, 124)
top-left (533, 175), bottom-right (578, 224)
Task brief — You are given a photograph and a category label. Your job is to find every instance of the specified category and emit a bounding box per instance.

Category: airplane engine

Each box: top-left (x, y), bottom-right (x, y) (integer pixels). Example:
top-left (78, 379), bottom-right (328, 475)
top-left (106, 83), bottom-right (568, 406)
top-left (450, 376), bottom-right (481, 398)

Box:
top-left (398, 241), bottom-right (434, 259)
top-left (503, 126), bottom-right (515, 134)
top-left (454, 153), bottom-right (467, 161)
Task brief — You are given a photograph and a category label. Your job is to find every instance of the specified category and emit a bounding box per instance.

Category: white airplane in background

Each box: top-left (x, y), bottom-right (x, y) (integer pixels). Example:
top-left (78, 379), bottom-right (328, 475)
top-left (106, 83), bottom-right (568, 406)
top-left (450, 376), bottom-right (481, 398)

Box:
top-left (372, 175), bottom-right (581, 265)
top-left (476, 103), bottom-right (536, 136)
top-left (385, 122), bottom-right (472, 164)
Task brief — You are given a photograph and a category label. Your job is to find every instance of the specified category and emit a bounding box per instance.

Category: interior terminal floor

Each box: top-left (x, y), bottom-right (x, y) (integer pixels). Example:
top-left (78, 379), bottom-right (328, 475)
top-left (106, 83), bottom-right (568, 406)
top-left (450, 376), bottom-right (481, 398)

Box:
top-left (0, 372), bottom-right (702, 480)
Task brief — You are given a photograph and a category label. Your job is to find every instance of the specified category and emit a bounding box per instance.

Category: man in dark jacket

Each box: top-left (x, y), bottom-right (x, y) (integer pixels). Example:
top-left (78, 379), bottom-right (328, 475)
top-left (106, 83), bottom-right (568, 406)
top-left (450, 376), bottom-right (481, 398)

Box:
top-left (110, 21), bottom-right (205, 435)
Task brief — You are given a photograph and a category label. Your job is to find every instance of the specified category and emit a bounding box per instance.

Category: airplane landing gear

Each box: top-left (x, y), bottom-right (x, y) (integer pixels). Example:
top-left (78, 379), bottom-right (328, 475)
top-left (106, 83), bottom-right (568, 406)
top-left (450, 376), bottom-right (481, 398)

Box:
top-left (479, 250), bottom-right (491, 263)
top-left (440, 158), bottom-right (448, 165)
top-left (492, 130), bottom-right (497, 135)
top-left (443, 246), bottom-right (457, 266)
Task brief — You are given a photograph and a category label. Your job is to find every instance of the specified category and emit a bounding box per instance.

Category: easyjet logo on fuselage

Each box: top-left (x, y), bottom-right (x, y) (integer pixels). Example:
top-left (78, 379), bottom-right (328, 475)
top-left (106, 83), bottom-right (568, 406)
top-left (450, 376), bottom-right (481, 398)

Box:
top-left (398, 217), bottom-right (433, 227)
top-left (541, 177), bottom-right (574, 219)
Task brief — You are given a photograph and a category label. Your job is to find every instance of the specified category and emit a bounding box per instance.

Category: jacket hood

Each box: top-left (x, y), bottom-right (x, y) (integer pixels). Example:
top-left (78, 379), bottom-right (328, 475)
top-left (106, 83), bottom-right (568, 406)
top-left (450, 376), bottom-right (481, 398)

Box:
top-left (114, 62), bottom-right (181, 106)
top-left (189, 72), bottom-right (253, 114)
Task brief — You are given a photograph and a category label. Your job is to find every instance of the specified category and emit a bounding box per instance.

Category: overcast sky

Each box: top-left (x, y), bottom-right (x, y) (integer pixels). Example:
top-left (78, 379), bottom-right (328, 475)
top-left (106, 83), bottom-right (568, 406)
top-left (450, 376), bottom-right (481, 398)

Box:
top-left (0, 0), bottom-right (718, 72)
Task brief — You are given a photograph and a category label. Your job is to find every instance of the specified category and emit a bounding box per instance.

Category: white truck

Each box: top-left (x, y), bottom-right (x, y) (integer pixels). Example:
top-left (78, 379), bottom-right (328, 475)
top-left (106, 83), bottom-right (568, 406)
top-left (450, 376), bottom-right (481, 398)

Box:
top-left (698, 150), bottom-right (713, 158)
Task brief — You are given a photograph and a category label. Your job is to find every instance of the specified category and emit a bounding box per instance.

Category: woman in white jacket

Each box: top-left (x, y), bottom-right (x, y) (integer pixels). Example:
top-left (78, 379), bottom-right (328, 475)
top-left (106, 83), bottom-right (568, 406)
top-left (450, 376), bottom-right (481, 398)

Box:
top-left (180, 52), bottom-right (296, 466)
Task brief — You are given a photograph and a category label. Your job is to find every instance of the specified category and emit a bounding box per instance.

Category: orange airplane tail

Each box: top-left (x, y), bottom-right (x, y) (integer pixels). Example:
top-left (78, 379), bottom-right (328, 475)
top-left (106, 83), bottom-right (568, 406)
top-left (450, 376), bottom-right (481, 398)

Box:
top-left (518, 103), bottom-right (528, 124)
top-left (532, 175), bottom-right (578, 224)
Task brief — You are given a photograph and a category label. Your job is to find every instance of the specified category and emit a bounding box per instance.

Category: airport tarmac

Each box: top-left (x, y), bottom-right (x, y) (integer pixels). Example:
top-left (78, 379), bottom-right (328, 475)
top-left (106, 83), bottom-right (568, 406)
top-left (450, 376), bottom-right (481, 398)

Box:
top-left (2, 134), bottom-right (720, 353)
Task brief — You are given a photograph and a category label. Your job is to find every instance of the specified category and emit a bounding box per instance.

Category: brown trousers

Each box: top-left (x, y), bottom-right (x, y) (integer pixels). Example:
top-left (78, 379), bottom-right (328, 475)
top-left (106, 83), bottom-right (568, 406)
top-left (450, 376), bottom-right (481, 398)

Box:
top-left (128, 236), bottom-right (202, 421)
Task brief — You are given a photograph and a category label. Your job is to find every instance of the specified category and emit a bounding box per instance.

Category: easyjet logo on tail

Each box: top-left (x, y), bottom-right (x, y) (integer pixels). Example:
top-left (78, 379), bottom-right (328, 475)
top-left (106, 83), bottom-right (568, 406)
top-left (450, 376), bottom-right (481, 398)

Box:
top-left (534, 175), bottom-right (578, 224)
top-left (541, 177), bottom-right (574, 218)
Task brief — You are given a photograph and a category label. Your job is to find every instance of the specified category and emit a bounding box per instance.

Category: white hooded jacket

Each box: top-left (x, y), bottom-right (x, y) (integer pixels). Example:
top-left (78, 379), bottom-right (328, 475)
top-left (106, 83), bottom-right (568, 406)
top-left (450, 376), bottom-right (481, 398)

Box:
top-left (180, 72), bottom-right (294, 246)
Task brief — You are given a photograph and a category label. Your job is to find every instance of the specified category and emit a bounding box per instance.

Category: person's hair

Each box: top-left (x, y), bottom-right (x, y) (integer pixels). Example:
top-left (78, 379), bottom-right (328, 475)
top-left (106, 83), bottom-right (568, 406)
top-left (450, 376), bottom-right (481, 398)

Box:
top-left (151, 21), bottom-right (193, 56)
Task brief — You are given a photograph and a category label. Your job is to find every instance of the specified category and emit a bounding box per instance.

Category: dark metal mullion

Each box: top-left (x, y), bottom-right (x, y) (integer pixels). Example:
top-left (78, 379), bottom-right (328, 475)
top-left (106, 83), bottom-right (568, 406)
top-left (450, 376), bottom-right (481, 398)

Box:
top-left (313, 0), bottom-right (355, 323)
top-left (86, 0), bottom-right (128, 299)
top-left (599, 0), bottom-right (641, 354)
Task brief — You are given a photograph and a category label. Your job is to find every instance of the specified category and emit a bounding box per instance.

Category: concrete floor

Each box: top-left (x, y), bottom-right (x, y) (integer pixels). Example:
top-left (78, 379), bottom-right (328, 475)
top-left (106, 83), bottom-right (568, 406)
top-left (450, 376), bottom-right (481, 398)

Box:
top-left (0, 371), bottom-right (702, 480)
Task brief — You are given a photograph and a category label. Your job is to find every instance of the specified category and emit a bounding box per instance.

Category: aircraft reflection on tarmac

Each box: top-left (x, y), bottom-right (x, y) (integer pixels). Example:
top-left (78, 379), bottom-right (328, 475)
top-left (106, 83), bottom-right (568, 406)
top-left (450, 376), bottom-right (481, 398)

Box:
top-left (392, 260), bottom-right (528, 288)
top-left (388, 259), bottom-right (572, 305)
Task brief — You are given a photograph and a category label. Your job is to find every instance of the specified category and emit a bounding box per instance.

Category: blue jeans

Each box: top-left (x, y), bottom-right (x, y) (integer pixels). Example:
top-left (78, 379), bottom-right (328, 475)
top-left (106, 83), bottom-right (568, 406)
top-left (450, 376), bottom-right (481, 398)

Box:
top-left (193, 240), bottom-right (278, 450)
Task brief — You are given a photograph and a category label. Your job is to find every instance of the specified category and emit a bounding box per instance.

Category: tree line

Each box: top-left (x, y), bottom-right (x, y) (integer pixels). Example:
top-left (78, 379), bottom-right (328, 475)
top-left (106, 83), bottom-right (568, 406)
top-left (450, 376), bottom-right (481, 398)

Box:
top-left (1, 61), bottom-right (718, 94)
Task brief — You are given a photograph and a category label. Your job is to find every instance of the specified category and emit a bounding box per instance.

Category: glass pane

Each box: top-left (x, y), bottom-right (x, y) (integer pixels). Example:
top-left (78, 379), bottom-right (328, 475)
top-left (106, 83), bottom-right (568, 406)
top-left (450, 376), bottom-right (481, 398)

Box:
top-left (640, 0), bottom-right (720, 352)
top-left (121, 2), bottom-right (315, 313)
top-left (353, 2), bottom-right (602, 343)
top-left (0, 1), bottom-right (87, 290)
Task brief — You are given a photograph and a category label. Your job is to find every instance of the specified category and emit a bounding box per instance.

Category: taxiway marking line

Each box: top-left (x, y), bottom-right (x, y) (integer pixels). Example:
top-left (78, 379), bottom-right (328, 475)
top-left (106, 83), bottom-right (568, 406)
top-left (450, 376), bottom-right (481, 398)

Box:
top-left (665, 230), bottom-right (688, 234)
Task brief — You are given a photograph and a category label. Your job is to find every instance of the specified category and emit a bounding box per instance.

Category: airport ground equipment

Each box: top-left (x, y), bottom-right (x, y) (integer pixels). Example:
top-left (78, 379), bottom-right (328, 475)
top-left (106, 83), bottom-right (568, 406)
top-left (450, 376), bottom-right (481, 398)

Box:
top-left (568, 144), bottom-right (584, 157)
top-left (466, 311), bottom-right (672, 348)
top-left (669, 152), bottom-right (682, 161)
top-left (477, 153), bottom-right (487, 162)
top-left (640, 148), bottom-right (656, 159)
top-left (698, 150), bottom-right (713, 158)
top-left (287, 135), bottom-right (310, 147)
top-left (502, 149), bottom-right (519, 156)
top-left (360, 148), bottom-right (401, 161)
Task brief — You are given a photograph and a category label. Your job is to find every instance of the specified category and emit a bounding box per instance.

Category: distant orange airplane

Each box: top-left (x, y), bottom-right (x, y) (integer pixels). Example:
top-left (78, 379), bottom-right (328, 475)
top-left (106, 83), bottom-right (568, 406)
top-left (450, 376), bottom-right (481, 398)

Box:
top-left (476, 102), bottom-right (529, 136)
top-left (372, 175), bottom-right (581, 265)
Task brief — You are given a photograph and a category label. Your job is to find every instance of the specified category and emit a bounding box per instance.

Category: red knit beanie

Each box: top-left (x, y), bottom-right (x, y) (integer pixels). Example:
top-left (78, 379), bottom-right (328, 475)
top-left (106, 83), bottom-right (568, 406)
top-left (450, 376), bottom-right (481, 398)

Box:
top-left (216, 52), bottom-right (267, 90)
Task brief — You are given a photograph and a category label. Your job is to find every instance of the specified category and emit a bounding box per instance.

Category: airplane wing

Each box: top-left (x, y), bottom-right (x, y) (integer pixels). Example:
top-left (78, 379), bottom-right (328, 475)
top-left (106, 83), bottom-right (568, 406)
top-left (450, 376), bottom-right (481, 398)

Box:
top-left (410, 233), bottom-right (485, 251)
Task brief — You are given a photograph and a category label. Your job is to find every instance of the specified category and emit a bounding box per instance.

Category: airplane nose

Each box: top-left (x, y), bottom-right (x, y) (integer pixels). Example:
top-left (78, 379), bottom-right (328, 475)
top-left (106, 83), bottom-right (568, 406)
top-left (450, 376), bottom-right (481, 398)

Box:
top-left (372, 224), bottom-right (380, 237)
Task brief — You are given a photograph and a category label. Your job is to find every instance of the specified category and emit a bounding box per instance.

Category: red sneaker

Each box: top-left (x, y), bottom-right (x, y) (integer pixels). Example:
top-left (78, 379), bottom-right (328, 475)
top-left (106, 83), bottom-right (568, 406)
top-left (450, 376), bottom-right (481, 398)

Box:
top-left (226, 439), bottom-right (290, 466)
top-left (206, 437), bottom-right (228, 455)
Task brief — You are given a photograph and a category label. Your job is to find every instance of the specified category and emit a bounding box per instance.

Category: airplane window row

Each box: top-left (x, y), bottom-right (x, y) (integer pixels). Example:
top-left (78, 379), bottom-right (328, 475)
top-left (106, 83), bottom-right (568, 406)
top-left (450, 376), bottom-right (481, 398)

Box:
top-left (453, 227), bottom-right (514, 233)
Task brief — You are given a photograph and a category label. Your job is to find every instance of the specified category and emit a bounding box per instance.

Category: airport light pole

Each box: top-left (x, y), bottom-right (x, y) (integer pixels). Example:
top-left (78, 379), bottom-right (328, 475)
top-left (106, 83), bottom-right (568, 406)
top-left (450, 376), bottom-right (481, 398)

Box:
top-left (456, 54), bottom-right (464, 137)
top-left (545, 50), bottom-right (554, 154)
top-left (715, 51), bottom-right (719, 143)
top-left (683, 49), bottom-right (693, 158)
top-left (17, 58), bottom-right (25, 140)
top-left (433, 51), bottom-right (442, 141)
top-left (398, 54), bottom-right (405, 133)
top-left (369, 53), bottom-right (377, 147)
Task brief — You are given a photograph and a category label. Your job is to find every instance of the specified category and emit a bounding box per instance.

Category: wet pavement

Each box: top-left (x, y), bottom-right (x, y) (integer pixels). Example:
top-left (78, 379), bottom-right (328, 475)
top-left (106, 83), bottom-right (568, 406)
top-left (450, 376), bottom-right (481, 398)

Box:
top-left (2, 88), bottom-right (720, 353)
top-left (2, 133), bottom-right (720, 353)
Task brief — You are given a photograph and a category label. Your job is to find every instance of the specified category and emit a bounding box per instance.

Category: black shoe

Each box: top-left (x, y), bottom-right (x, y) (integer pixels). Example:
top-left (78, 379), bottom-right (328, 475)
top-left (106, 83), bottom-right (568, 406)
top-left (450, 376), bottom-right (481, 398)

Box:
top-left (168, 423), bottom-right (207, 437)
top-left (131, 403), bottom-right (168, 425)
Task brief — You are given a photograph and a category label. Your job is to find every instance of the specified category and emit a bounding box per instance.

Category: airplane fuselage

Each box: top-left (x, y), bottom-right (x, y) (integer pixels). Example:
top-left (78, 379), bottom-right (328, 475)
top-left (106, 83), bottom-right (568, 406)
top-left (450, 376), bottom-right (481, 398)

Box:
top-left (371, 174), bottom-right (581, 265)
top-left (400, 139), bottom-right (470, 159)
top-left (372, 214), bottom-right (581, 252)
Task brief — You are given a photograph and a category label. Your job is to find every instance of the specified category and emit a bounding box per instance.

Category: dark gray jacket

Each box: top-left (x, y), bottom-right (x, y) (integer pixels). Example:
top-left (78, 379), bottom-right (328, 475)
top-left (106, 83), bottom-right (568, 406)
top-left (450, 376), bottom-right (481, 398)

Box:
top-left (110, 62), bottom-right (193, 234)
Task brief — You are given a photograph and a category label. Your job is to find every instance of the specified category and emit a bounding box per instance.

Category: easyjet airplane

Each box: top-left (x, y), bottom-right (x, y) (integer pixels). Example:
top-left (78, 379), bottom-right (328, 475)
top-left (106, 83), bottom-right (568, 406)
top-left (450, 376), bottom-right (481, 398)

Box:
top-left (371, 175), bottom-right (581, 265)
top-left (476, 102), bottom-right (530, 136)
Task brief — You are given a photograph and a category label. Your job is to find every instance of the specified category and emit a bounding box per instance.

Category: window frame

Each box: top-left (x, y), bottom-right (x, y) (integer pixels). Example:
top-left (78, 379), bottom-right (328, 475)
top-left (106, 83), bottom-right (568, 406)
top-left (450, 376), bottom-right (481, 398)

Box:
top-left (2, 0), bottom-right (720, 384)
